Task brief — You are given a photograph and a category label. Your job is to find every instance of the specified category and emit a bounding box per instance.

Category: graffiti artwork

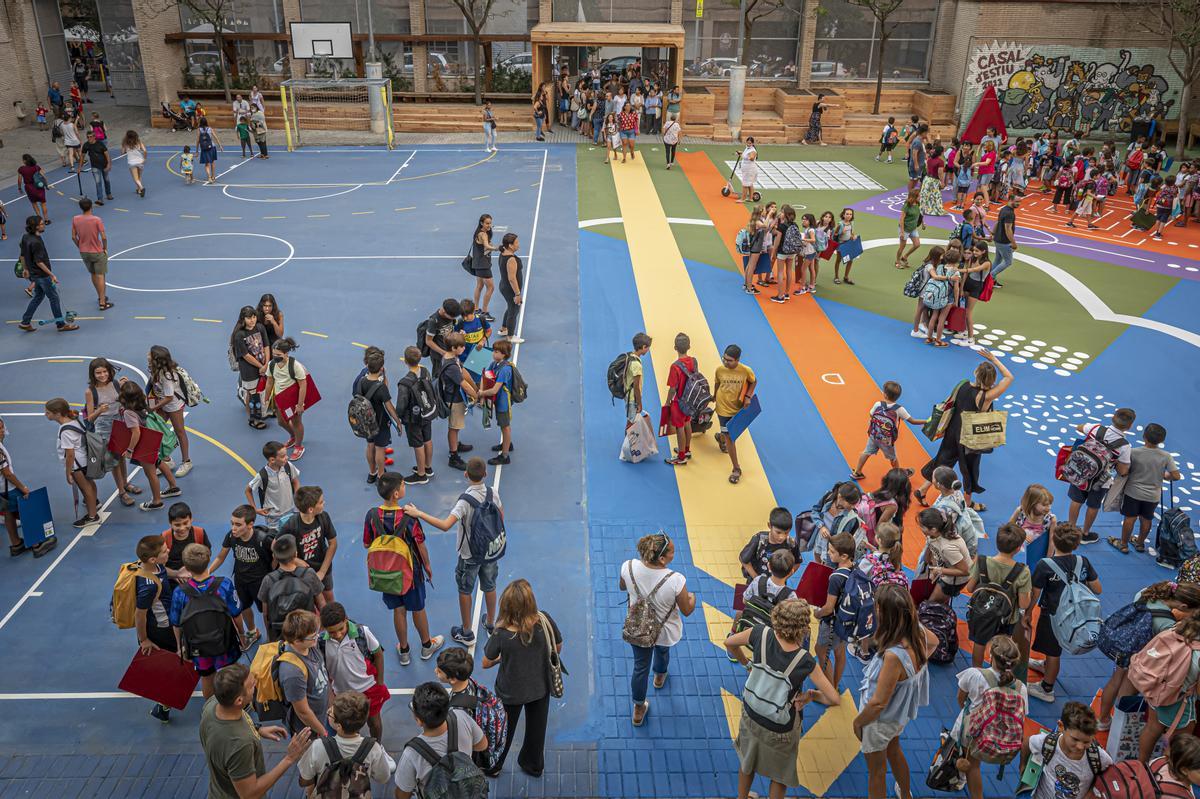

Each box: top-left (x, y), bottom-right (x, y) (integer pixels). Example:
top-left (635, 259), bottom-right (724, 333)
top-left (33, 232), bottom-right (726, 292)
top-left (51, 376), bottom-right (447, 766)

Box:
top-left (963, 41), bottom-right (1181, 136)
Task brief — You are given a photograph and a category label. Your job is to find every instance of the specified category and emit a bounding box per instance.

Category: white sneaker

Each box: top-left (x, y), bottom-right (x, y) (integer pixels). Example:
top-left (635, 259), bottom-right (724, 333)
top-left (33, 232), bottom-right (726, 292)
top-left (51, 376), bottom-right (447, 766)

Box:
top-left (508, 336), bottom-right (525, 344)
top-left (1028, 682), bottom-right (1055, 703)
top-left (910, 330), bottom-right (926, 338)
top-left (174, 460), bottom-right (193, 478)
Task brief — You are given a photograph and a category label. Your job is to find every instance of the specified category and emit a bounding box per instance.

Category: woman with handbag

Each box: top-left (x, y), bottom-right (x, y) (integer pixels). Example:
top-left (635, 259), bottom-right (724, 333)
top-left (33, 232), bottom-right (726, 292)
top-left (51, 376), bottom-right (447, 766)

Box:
top-left (620, 532), bottom-right (696, 726)
top-left (482, 578), bottom-right (563, 778)
top-left (915, 348), bottom-right (1013, 512)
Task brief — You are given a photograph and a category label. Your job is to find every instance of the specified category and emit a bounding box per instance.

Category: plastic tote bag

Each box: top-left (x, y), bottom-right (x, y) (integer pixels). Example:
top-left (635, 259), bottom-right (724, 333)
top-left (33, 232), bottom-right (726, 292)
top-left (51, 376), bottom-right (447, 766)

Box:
top-left (1106, 696), bottom-right (1168, 762)
top-left (959, 409), bottom-right (1007, 452)
top-left (619, 412), bottom-right (659, 464)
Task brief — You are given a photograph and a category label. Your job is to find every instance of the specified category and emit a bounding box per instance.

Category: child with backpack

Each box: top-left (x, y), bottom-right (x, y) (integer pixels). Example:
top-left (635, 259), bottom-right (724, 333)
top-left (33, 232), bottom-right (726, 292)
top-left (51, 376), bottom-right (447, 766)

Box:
top-left (393, 344), bottom-right (438, 485)
top-left (814, 533), bottom-right (858, 687)
top-left (264, 337), bottom-right (311, 461)
top-left (931, 466), bottom-right (981, 559)
top-left (257, 534), bottom-right (323, 642)
top-left (437, 647), bottom-right (509, 773)
top-left (814, 483), bottom-right (865, 566)
top-left (1128, 612), bottom-right (1200, 762)
top-left (875, 117), bottom-right (898, 163)
top-left (130, 534), bottom-right (176, 723)
top-left (661, 333), bottom-right (697, 467)
top-left (1111, 422), bottom-right (1182, 554)
top-left (162, 501), bottom-right (211, 582)
top-left (917, 506), bottom-right (970, 604)
top-left (180, 145), bottom-right (194, 185)
top-left (275, 609), bottom-right (330, 737)
top-left (396, 682), bottom-right (489, 798)
top-left (363, 472), bottom-right (443, 665)
top-left (1138, 733), bottom-right (1200, 798)
top-left (209, 504), bottom-right (272, 649)
top-left (1064, 407), bottom-right (1135, 544)
top-left (245, 440), bottom-right (299, 533)
top-left (857, 522), bottom-right (908, 588)
top-left (713, 344), bottom-right (756, 484)
top-left (1025, 524), bottom-right (1103, 702)
top-left (438, 333), bottom-right (480, 471)
top-left (797, 213), bottom-right (819, 295)
top-left (319, 602), bottom-right (389, 740)
top-left (405, 457), bottom-right (505, 647)
top-left (1096, 580), bottom-right (1200, 729)
top-left (738, 507), bottom-right (801, 581)
top-left (298, 691), bottom-right (395, 797)
top-left (477, 339), bottom-right (519, 466)
top-left (856, 468), bottom-right (911, 545)
top-left (1010, 483), bottom-right (1057, 558)
top-left (168, 543), bottom-right (242, 699)
top-left (353, 346), bottom-right (403, 483)
top-left (952, 635), bottom-right (1026, 799)
top-left (964, 523), bottom-right (1030, 667)
top-left (279, 486), bottom-right (337, 606)
top-left (1021, 702), bottom-right (1111, 799)
top-left (851, 381), bottom-right (926, 479)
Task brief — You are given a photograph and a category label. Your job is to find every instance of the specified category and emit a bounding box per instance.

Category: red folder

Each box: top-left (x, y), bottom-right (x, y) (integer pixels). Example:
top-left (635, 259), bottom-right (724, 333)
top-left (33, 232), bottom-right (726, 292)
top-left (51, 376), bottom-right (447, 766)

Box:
top-left (795, 561), bottom-right (834, 606)
top-left (275, 373), bottom-right (322, 421)
top-left (910, 577), bottom-right (935, 607)
top-left (107, 421), bottom-right (164, 464)
top-left (118, 648), bottom-right (200, 710)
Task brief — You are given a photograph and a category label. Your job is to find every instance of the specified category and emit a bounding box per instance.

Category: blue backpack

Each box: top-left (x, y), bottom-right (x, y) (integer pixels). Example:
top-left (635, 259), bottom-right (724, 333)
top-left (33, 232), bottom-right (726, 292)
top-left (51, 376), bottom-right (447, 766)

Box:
top-left (735, 227), bottom-right (752, 255)
top-left (459, 486), bottom-right (506, 562)
top-left (1156, 488), bottom-right (1197, 568)
top-left (834, 567), bottom-right (876, 662)
top-left (1098, 601), bottom-right (1176, 666)
top-left (1043, 557), bottom-right (1103, 655)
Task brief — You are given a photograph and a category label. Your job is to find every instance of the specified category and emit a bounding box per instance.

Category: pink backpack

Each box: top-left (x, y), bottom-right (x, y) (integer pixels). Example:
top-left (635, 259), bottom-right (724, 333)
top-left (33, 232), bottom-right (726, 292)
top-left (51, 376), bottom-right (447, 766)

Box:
top-left (858, 551), bottom-right (908, 589)
top-left (853, 494), bottom-right (897, 546)
top-left (1129, 629), bottom-right (1200, 712)
top-left (965, 670), bottom-right (1024, 765)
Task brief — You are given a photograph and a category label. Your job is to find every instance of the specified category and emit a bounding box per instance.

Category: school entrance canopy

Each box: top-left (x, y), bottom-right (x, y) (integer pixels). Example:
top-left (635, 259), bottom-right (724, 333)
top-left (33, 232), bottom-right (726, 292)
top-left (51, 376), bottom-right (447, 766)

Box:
top-left (529, 22), bottom-right (686, 90)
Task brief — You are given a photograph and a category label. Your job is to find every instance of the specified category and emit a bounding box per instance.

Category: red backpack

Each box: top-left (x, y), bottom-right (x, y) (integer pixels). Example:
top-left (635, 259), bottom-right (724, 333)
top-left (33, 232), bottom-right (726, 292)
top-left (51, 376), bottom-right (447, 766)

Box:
top-left (1094, 757), bottom-right (1193, 799)
top-left (964, 670), bottom-right (1024, 765)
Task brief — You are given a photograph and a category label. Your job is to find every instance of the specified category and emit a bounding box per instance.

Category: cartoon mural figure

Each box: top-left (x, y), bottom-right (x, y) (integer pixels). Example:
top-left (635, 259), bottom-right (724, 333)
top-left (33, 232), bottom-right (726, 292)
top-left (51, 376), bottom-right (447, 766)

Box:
top-left (993, 48), bottom-right (1175, 135)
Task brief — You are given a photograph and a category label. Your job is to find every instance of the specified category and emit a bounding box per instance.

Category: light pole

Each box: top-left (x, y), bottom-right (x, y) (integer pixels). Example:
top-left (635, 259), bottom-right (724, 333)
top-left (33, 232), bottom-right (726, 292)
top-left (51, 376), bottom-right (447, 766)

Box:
top-left (727, 0), bottom-right (747, 140)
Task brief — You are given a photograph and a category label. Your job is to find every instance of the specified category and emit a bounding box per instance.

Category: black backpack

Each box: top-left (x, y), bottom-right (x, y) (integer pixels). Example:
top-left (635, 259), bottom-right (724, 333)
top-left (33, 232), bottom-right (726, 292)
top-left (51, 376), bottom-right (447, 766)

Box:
top-left (404, 712), bottom-right (489, 799)
top-left (178, 578), bottom-right (239, 658)
top-left (606, 353), bottom-right (635, 404)
top-left (460, 487), bottom-right (506, 563)
top-left (312, 736), bottom-right (377, 799)
top-left (399, 369), bottom-right (440, 424)
top-left (255, 462), bottom-right (295, 507)
top-left (198, 128), bottom-right (213, 150)
top-left (266, 568), bottom-right (317, 638)
top-left (348, 379), bottom-right (383, 440)
top-left (965, 557), bottom-right (1025, 644)
top-left (437, 360), bottom-right (463, 412)
top-left (737, 575), bottom-right (794, 630)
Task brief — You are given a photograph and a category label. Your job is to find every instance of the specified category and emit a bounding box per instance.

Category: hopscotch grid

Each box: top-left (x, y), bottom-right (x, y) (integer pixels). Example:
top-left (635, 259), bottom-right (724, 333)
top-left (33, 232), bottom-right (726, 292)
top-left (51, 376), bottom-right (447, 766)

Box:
top-left (725, 160), bottom-right (885, 191)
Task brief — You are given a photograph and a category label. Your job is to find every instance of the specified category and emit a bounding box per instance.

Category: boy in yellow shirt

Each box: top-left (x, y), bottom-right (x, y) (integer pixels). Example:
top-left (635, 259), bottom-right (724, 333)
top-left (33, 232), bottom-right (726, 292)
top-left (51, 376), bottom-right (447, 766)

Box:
top-left (713, 344), bottom-right (756, 484)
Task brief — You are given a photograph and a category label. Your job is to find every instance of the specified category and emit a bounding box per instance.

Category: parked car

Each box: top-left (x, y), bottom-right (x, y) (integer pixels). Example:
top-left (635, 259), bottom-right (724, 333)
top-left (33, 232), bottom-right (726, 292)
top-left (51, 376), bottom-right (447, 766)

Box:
top-left (400, 51), bottom-right (452, 76)
top-left (685, 57), bottom-right (737, 77)
top-left (187, 50), bottom-right (224, 75)
top-left (498, 52), bottom-right (532, 75)
top-left (810, 60), bottom-right (850, 78)
top-left (599, 55), bottom-right (640, 79)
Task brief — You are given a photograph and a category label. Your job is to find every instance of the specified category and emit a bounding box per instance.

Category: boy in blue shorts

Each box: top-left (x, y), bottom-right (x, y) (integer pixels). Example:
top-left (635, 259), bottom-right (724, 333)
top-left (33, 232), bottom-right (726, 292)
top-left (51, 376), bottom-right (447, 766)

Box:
top-left (362, 472), bottom-right (443, 665)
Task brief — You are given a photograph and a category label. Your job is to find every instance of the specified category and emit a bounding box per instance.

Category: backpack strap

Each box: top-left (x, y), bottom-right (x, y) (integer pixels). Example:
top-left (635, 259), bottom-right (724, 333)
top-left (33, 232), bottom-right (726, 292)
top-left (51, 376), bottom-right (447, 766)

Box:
top-left (404, 736), bottom-right (442, 768)
top-left (351, 736), bottom-right (377, 765)
top-left (998, 561), bottom-right (1025, 591)
top-left (1042, 557), bottom-right (1072, 586)
top-left (257, 467), bottom-right (269, 507)
top-left (755, 575), bottom-right (769, 600)
top-left (1084, 742), bottom-right (1103, 777)
top-left (205, 576), bottom-right (223, 596)
top-left (1041, 732), bottom-right (1059, 766)
top-left (976, 556), bottom-right (990, 587)
top-left (321, 735), bottom-right (342, 767)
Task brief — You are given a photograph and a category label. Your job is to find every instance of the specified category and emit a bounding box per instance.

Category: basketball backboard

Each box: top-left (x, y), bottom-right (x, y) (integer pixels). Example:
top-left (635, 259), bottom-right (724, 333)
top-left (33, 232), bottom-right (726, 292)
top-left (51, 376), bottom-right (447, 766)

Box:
top-left (289, 21), bottom-right (353, 59)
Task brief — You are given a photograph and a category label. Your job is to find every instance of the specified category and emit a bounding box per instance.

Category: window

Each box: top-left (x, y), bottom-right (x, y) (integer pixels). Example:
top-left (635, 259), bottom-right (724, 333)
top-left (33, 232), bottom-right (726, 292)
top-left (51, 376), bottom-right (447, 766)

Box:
top-left (682, 0), bottom-right (802, 80)
top-left (811, 0), bottom-right (937, 81)
top-left (574, 0), bottom-right (671, 24)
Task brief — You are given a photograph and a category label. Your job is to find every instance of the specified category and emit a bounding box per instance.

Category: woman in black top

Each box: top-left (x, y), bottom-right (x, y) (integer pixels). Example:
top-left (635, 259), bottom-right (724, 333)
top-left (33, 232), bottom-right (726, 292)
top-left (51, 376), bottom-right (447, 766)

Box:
top-left (471, 214), bottom-right (499, 322)
top-left (803, 94), bottom-right (829, 145)
top-left (256, 293), bottom-right (284, 349)
top-left (497, 232), bottom-right (524, 343)
top-left (916, 348), bottom-right (1013, 512)
top-left (482, 579), bottom-right (563, 777)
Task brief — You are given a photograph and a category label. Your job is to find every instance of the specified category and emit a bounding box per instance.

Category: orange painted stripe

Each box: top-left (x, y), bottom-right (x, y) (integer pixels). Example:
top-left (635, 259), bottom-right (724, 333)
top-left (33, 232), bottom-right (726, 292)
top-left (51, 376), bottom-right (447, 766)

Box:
top-left (677, 151), bottom-right (932, 568)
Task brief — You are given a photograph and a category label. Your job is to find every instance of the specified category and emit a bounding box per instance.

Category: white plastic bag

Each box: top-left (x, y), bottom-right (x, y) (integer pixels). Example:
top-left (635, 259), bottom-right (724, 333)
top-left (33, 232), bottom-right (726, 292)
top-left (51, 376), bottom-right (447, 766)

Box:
top-left (619, 412), bottom-right (658, 463)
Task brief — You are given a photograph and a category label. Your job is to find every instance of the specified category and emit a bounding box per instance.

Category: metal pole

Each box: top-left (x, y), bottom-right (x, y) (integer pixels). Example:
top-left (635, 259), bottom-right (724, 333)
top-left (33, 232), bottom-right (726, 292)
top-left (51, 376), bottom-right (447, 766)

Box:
top-left (727, 0), bottom-right (747, 140)
top-left (366, 0), bottom-right (376, 62)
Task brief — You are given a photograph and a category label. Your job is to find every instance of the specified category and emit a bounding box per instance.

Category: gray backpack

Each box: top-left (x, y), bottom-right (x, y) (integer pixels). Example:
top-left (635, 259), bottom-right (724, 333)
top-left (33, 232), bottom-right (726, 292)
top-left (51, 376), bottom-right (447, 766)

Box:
top-left (621, 562), bottom-right (675, 648)
top-left (312, 736), bottom-right (376, 799)
top-left (405, 712), bottom-right (488, 799)
top-left (63, 422), bottom-right (117, 480)
top-left (743, 632), bottom-right (807, 728)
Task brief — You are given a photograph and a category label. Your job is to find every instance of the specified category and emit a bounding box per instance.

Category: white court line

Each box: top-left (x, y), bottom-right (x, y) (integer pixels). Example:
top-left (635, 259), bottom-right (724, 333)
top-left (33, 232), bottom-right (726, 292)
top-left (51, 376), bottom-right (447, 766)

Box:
top-left (386, 151), bottom-right (417, 184)
top-left (214, 156), bottom-right (255, 180)
top-left (105, 233), bottom-right (296, 292)
top-left (578, 216), bottom-right (714, 228)
top-left (1, 152), bottom-right (129, 206)
top-left (0, 686), bottom-right (416, 700)
top-left (53, 254), bottom-right (464, 262)
top-left (222, 183), bottom-right (366, 203)
top-left (468, 148), bottom-right (548, 658)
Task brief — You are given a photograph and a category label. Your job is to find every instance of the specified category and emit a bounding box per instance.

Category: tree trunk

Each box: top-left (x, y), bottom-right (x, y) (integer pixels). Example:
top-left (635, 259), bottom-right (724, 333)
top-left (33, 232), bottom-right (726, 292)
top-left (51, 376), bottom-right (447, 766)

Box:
top-left (1174, 78), bottom-right (1191, 161)
top-left (215, 31), bottom-right (233, 103)
top-left (474, 36), bottom-right (484, 105)
top-left (872, 32), bottom-right (886, 115)
top-left (484, 41), bottom-right (494, 92)
top-left (742, 23), bottom-right (753, 68)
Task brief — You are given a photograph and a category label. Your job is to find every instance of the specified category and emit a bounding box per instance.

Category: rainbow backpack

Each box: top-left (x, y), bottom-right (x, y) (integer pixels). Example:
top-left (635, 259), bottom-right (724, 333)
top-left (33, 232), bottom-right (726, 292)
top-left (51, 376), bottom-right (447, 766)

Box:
top-left (365, 509), bottom-right (418, 596)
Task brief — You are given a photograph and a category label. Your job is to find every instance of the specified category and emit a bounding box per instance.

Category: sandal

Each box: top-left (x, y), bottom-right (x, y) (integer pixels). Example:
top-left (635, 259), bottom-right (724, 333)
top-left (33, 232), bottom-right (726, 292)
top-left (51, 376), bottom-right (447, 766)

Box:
top-left (914, 489), bottom-right (930, 507)
top-left (970, 502), bottom-right (987, 513)
top-left (833, 277), bottom-right (842, 284)
top-left (1133, 540), bottom-right (1146, 553)
top-left (729, 469), bottom-right (742, 484)
top-left (717, 433), bottom-right (728, 454)
top-left (933, 340), bottom-right (949, 347)
top-left (119, 493), bottom-right (135, 507)
top-left (99, 301), bottom-right (114, 310)
top-left (844, 278), bottom-right (855, 285)
top-left (125, 484), bottom-right (143, 495)
top-left (1107, 536), bottom-right (1129, 554)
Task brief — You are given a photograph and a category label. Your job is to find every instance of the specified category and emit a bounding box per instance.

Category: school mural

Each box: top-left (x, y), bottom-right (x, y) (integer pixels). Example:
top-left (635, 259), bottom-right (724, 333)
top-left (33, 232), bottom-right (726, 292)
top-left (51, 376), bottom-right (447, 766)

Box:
top-left (962, 41), bottom-right (1182, 136)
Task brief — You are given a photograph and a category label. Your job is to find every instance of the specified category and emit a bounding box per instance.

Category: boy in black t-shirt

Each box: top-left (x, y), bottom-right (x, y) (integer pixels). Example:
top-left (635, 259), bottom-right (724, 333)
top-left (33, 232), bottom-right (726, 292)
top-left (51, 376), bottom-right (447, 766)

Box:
top-left (423, 298), bottom-right (462, 377)
top-left (210, 504), bottom-right (273, 648)
top-left (396, 346), bottom-right (436, 485)
top-left (278, 485), bottom-right (338, 605)
top-left (162, 502), bottom-right (211, 584)
top-left (738, 506), bottom-right (801, 581)
top-left (357, 348), bottom-right (403, 485)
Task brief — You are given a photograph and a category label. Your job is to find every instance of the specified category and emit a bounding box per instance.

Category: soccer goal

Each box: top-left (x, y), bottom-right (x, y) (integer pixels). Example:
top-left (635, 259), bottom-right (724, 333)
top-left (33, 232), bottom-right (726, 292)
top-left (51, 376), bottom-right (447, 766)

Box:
top-left (279, 78), bottom-right (395, 150)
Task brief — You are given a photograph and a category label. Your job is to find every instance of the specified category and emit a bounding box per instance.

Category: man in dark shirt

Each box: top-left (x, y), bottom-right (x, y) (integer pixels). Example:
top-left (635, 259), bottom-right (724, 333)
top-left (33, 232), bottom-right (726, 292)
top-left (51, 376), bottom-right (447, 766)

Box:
top-left (77, 130), bottom-right (112, 203)
top-left (990, 195), bottom-right (1020, 284)
top-left (18, 216), bottom-right (78, 332)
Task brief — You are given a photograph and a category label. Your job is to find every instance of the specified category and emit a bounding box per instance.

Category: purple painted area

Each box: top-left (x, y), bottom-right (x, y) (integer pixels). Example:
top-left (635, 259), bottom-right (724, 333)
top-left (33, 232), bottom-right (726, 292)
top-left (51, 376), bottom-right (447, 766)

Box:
top-left (850, 186), bottom-right (1200, 281)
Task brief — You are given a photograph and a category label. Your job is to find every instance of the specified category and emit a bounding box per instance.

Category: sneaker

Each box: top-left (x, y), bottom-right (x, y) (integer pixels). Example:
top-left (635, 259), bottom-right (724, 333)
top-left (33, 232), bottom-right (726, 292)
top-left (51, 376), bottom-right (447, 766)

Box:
top-left (288, 446), bottom-right (305, 461)
top-left (284, 438), bottom-right (296, 448)
top-left (910, 329), bottom-right (926, 338)
top-left (161, 486), bottom-right (183, 498)
top-left (484, 621), bottom-right (495, 636)
top-left (367, 473), bottom-right (378, 484)
top-left (448, 454), bottom-right (468, 471)
top-left (451, 626), bottom-right (476, 645)
top-left (1081, 531), bottom-right (1100, 545)
top-left (487, 454), bottom-right (510, 465)
top-left (397, 645), bottom-right (411, 666)
top-left (73, 514), bottom-right (100, 528)
top-left (404, 471), bottom-right (429, 485)
top-left (769, 296), bottom-right (786, 304)
top-left (139, 501), bottom-right (163, 511)
top-left (1028, 682), bottom-right (1056, 703)
top-left (424, 468), bottom-right (436, 479)
top-left (32, 539), bottom-right (56, 558)
top-left (96, 199), bottom-right (104, 206)
top-left (150, 704), bottom-right (171, 724)
top-left (241, 629), bottom-right (261, 650)
top-left (173, 460), bottom-right (193, 478)
top-left (421, 635), bottom-right (445, 660)
top-left (508, 336), bottom-right (525, 344)
top-left (1097, 717), bottom-right (1111, 732)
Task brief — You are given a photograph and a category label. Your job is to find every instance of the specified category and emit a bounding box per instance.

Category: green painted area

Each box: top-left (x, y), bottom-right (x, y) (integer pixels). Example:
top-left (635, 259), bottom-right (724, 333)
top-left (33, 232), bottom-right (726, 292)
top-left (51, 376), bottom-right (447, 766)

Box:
top-left (573, 143), bottom-right (1178, 359)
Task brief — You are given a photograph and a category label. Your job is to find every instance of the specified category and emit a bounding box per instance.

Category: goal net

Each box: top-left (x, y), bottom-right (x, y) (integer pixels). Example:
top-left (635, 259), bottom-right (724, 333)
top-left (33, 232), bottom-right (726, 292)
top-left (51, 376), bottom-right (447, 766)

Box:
top-left (279, 78), bottom-right (394, 150)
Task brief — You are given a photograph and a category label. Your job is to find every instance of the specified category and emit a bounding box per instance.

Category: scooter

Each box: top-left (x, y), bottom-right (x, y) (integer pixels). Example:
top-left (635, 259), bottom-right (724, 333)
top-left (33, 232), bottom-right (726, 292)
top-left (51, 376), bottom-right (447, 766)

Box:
top-left (720, 150), bottom-right (761, 202)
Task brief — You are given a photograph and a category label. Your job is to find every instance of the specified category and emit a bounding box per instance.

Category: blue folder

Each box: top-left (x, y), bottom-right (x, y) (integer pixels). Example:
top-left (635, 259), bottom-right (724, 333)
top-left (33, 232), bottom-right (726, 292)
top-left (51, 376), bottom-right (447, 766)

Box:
top-left (463, 346), bottom-right (494, 377)
top-left (16, 487), bottom-right (56, 548)
top-left (837, 237), bottom-right (864, 261)
top-left (725, 394), bottom-right (762, 442)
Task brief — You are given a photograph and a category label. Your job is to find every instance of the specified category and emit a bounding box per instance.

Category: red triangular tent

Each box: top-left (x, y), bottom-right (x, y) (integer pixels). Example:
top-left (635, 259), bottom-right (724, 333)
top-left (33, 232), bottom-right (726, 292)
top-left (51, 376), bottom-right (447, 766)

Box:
top-left (960, 84), bottom-right (1007, 145)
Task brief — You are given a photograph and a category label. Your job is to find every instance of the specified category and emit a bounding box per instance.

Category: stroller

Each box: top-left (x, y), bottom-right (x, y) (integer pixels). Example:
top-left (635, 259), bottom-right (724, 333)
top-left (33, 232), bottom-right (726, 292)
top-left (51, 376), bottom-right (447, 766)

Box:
top-left (160, 102), bottom-right (189, 131)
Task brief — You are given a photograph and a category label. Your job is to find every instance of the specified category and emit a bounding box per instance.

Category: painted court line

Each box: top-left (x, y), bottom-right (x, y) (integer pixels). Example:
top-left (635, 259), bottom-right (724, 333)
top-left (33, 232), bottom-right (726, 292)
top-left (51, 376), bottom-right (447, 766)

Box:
top-left (386, 150), bottom-right (417, 183)
top-left (578, 217), bottom-right (715, 229)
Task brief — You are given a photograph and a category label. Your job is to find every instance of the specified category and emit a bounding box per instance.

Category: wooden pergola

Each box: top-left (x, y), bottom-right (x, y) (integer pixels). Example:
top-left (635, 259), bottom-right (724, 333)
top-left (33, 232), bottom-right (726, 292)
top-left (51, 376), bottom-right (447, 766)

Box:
top-left (529, 22), bottom-right (686, 91)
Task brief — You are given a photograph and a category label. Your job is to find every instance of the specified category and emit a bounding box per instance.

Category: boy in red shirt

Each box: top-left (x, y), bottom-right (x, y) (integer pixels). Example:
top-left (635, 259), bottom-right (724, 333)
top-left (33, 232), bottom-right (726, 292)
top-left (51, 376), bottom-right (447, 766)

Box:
top-left (664, 333), bottom-right (695, 466)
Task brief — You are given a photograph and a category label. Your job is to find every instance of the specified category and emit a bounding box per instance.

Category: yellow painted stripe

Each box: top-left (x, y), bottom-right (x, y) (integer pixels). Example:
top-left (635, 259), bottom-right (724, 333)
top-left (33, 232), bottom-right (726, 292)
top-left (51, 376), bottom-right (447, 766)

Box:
top-left (301, 330), bottom-right (328, 339)
top-left (113, 207), bottom-right (130, 213)
top-left (351, 341), bottom-right (369, 349)
top-left (503, 188), bottom-right (519, 194)
top-left (471, 195), bottom-right (490, 200)
top-left (307, 213), bottom-right (331, 219)
top-left (143, 211), bottom-right (163, 216)
top-left (75, 316), bottom-right (105, 320)
top-left (192, 318), bottom-right (223, 324)
top-left (434, 201), bottom-right (455, 206)
top-left (219, 216), bottom-right (242, 220)
top-left (184, 427), bottom-right (254, 475)
top-left (135, 316), bottom-right (165, 320)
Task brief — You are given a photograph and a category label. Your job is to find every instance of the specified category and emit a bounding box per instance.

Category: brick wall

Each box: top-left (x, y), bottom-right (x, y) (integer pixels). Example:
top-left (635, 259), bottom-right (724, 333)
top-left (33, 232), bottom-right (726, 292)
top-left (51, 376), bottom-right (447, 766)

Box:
top-left (130, 0), bottom-right (185, 106)
top-left (0, 1), bottom-right (48, 132)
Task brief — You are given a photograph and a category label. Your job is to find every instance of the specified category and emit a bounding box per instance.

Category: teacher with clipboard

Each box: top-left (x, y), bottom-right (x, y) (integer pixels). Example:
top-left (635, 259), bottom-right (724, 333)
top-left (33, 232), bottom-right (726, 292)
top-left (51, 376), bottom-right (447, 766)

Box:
top-left (712, 344), bottom-right (758, 485)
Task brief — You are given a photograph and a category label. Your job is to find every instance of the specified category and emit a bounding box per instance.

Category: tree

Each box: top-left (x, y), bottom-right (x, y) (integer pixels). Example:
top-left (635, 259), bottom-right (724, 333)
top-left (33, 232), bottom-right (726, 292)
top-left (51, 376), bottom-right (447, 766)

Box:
top-left (1118, 0), bottom-right (1200, 159)
top-left (846, 0), bottom-right (904, 114)
top-left (447, 0), bottom-right (504, 104)
top-left (148, 0), bottom-right (237, 102)
top-left (723, 0), bottom-right (803, 69)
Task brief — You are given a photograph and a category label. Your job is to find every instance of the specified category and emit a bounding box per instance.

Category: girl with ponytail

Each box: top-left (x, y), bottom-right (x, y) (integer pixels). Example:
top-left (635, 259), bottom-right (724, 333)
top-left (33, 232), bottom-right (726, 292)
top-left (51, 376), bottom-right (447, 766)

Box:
top-left (917, 506), bottom-right (970, 604)
top-left (44, 397), bottom-right (100, 526)
top-left (953, 635), bottom-right (1026, 799)
top-left (858, 521), bottom-right (908, 588)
